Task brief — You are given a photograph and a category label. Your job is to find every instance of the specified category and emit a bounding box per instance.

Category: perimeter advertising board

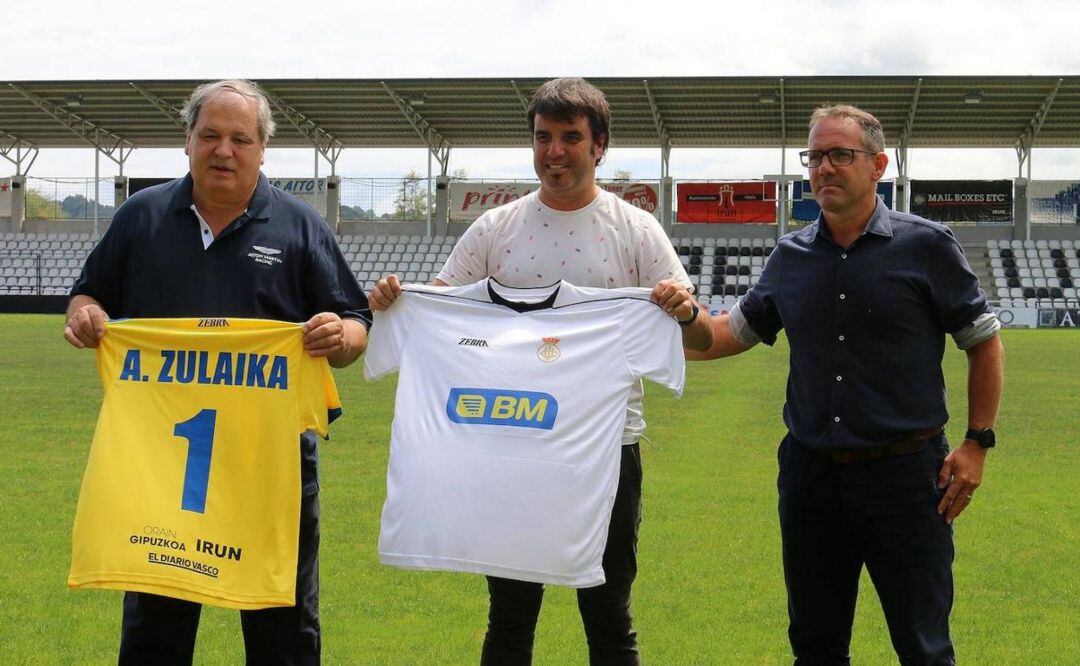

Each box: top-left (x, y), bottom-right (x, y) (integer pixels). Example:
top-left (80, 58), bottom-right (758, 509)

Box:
top-left (791, 180), bottom-right (894, 222)
top-left (676, 181), bottom-right (776, 223)
top-left (1037, 308), bottom-right (1080, 328)
top-left (910, 180), bottom-right (1011, 223)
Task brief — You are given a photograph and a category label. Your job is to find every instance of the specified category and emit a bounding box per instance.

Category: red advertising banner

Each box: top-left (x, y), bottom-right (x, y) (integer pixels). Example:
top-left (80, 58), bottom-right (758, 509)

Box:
top-left (599, 181), bottom-right (660, 219)
top-left (676, 181), bottom-right (776, 223)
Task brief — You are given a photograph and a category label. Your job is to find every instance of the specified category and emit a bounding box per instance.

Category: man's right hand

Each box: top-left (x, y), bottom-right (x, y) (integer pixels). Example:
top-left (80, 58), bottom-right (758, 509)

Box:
top-left (368, 274), bottom-right (403, 312)
top-left (64, 302), bottom-right (109, 349)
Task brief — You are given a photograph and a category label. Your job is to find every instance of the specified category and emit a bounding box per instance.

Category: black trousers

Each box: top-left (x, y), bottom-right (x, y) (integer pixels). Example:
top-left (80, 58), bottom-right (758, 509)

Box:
top-left (480, 442), bottom-right (643, 666)
top-left (778, 434), bottom-right (956, 666)
top-left (118, 492), bottom-right (321, 666)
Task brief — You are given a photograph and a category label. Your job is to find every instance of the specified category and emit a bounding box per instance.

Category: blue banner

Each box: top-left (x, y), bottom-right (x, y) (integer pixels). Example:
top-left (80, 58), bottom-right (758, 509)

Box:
top-left (792, 181), bottom-right (894, 222)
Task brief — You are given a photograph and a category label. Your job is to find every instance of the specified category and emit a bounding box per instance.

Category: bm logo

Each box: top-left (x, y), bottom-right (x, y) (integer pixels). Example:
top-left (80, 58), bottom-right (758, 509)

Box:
top-left (446, 388), bottom-right (558, 430)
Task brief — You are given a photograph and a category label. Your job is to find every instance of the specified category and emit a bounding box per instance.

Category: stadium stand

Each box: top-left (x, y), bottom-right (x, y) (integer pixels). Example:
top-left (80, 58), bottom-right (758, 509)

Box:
top-left (983, 238), bottom-right (1080, 308)
top-left (1, 231), bottom-right (781, 306)
top-left (7, 230), bottom-right (1078, 311)
top-left (0, 232), bottom-right (99, 295)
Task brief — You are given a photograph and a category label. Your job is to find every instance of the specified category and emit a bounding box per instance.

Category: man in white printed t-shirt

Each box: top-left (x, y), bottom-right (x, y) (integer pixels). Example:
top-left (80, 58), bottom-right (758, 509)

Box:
top-left (369, 77), bottom-right (713, 665)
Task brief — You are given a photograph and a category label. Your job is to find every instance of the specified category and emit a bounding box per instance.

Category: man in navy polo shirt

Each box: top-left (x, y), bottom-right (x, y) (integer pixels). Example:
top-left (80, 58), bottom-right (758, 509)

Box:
top-left (692, 105), bottom-right (1004, 665)
top-left (64, 79), bottom-right (370, 665)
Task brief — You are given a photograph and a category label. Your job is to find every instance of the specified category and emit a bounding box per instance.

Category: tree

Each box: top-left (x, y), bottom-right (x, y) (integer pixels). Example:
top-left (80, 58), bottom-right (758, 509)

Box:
top-left (24, 189), bottom-right (61, 219)
top-left (392, 169), bottom-right (431, 221)
top-left (613, 169), bottom-right (633, 181)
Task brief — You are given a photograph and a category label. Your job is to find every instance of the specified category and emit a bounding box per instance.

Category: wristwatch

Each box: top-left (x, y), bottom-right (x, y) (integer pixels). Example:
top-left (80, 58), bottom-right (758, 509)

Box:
top-left (964, 428), bottom-right (996, 449)
top-left (677, 303), bottom-right (700, 327)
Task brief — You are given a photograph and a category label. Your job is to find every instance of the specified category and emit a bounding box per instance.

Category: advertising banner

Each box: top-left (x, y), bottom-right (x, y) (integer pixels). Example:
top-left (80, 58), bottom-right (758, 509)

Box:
top-left (910, 180), bottom-right (1011, 223)
top-left (676, 181), bottom-right (776, 223)
top-left (267, 178), bottom-right (326, 209)
top-left (599, 181), bottom-right (661, 220)
top-left (0, 178), bottom-right (11, 217)
top-left (792, 180), bottom-right (894, 222)
top-left (1037, 308), bottom-right (1080, 328)
top-left (994, 307), bottom-right (1038, 329)
top-left (450, 181), bottom-right (661, 221)
top-left (449, 182), bottom-right (535, 221)
top-left (129, 178), bottom-right (173, 196)
top-left (1027, 180), bottom-right (1080, 225)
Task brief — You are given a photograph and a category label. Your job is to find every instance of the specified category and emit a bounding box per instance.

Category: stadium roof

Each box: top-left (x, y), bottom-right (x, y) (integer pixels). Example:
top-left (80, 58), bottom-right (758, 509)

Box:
top-left (2, 76), bottom-right (1078, 157)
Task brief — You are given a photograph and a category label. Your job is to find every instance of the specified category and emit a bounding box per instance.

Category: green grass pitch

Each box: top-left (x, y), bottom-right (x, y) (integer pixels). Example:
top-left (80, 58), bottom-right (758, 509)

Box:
top-left (0, 316), bottom-right (1077, 664)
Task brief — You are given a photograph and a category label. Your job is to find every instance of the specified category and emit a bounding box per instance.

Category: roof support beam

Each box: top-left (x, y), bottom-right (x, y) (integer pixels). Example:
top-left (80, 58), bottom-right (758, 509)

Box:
top-left (895, 78), bottom-right (922, 178)
top-left (128, 83), bottom-right (185, 128)
top-left (0, 130), bottom-right (39, 175)
top-left (779, 77), bottom-right (788, 175)
top-left (1015, 77), bottom-right (1062, 179)
top-left (510, 80), bottom-right (531, 121)
top-left (382, 81), bottom-right (451, 174)
top-left (8, 83), bottom-right (134, 169)
top-left (262, 89), bottom-right (344, 173)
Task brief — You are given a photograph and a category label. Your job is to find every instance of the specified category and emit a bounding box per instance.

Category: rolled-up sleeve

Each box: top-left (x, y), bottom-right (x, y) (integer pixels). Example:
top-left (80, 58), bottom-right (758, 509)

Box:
top-left (736, 245), bottom-right (784, 346)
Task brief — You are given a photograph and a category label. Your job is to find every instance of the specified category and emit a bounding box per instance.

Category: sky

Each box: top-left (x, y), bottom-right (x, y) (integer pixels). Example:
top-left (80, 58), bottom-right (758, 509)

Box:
top-left (4, 0), bottom-right (1080, 184)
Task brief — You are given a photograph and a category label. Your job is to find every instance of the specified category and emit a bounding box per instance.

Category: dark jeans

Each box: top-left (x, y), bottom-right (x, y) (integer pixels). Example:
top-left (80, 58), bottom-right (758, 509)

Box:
top-left (118, 492), bottom-right (321, 666)
top-left (480, 442), bottom-right (643, 666)
top-left (778, 433), bottom-right (956, 666)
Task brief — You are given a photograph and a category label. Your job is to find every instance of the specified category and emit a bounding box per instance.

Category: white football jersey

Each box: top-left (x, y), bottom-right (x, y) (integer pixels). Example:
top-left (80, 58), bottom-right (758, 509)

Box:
top-left (365, 279), bottom-right (685, 587)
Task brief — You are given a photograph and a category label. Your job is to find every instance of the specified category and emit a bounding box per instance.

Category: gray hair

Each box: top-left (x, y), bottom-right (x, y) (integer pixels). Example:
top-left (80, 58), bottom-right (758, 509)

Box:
top-left (809, 104), bottom-right (885, 153)
top-left (181, 79), bottom-right (276, 144)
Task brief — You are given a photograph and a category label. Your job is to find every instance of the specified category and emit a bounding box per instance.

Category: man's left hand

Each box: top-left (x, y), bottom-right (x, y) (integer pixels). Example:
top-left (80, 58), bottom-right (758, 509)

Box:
top-left (303, 312), bottom-right (345, 358)
top-left (936, 440), bottom-right (988, 524)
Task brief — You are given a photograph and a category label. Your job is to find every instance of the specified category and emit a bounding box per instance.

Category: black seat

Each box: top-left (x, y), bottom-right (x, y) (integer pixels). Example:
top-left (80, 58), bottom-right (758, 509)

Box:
top-left (738, 265), bottom-right (750, 276)
top-left (1061, 277), bottom-right (1074, 288)
top-left (1003, 257), bottom-right (1016, 269)
top-left (1036, 287), bottom-right (1051, 299)
top-left (1057, 268), bottom-right (1070, 279)
top-left (690, 246), bottom-right (703, 256)
top-left (1000, 248), bottom-right (1014, 259)
top-left (688, 265), bottom-right (700, 275)
top-left (1051, 249), bottom-right (1064, 259)
top-left (1005, 267), bottom-right (1018, 278)
top-left (737, 284), bottom-right (749, 296)
top-left (1054, 258), bottom-right (1067, 269)
top-left (1023, 287), bottom-right (1037, 298)
top-left (1007, 277), bottom-right (1020, 288)
top-left (725, 265), bottom-right (738, 276)
top-left (1050, 287), bottom-right (1064, 298)
top-left (723, 285), bottom-right (737, 296)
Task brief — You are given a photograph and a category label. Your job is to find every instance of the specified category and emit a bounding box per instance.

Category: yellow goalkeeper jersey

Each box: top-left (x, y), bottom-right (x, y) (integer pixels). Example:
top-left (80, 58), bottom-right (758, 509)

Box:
top-left (68, 318), bottom-right (341, 609)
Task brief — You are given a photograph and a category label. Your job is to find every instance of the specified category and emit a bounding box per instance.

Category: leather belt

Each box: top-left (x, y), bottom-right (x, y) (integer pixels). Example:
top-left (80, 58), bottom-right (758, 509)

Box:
top-left (819, 427), bottom-right (944, 464)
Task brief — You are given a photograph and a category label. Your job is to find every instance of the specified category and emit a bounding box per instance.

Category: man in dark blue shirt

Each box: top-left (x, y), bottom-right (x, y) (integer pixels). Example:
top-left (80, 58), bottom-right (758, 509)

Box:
top-left (64, 79), bottom-right (370, 665)
top-left (693, 105), bottom-right (1004, 665)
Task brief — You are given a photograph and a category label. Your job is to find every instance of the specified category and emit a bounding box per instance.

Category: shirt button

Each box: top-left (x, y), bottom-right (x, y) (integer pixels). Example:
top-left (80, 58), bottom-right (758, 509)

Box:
top-left (838, 335), bottom-right (845, 341)
top-left (833, 416), bottom-right (841, 423)
top-left (203, 229), bottom-right (209, 234)
top-left (836, 375), bottom-right (842, 382)
top-left (841, 253), bottom-right (848, 259)
top-left (839, 293), bottom-right (846, 300)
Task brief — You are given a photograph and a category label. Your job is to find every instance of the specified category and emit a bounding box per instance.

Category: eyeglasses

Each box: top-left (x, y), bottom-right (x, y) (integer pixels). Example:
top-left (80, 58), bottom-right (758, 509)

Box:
top-left (799, 147), bottom-right (878, 168)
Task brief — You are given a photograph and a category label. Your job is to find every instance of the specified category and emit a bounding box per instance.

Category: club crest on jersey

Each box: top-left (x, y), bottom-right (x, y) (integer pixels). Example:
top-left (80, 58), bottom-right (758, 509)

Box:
top-left (537, 337), bottom-right (561, 363)
top-left (445, 388), bottom-right (558, 430)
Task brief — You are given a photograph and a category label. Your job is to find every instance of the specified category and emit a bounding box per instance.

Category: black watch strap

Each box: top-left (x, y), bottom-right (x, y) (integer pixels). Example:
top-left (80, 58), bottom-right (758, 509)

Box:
top-left (964, 428), bottom-right (996, 449)
top-left (677, 303), bottom-right (700, 327)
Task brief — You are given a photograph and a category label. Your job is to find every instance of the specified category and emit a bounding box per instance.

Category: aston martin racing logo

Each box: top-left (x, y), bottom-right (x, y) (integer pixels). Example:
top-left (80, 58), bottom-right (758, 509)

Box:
top-left (248, 245), bottom-right (283, 266)
top-left (537, 337), bottom-right (561, 363)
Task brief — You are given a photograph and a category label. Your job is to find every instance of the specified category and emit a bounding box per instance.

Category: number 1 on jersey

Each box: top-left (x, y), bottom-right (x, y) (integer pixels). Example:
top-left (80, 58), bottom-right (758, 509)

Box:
top-left (173, 409), bottom-right (217, 513)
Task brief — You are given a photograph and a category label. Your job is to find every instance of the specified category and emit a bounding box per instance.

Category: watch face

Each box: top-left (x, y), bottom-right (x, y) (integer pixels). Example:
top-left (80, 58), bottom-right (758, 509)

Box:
top-left (981, 429), bottom-right (996, 448)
